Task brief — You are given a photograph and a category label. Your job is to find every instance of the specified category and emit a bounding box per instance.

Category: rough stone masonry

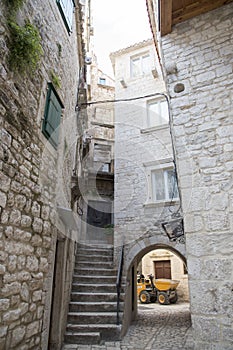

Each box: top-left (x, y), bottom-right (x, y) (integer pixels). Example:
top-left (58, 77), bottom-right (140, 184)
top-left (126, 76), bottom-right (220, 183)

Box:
top-left (0, 0), bottom-right (85, 348)
top-left (161, 3), bottom-right (233, 349)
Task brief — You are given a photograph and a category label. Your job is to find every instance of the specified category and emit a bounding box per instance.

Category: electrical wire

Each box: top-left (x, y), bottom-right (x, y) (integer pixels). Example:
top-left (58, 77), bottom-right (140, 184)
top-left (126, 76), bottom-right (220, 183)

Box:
top-left (163, 93), bottom-right (183, 216)
top-left (78, 90), bottom-right (183, 226)
top-left (78, 92), bottom-right (168, 108)
top-left (79, 91), bottom-right (182, 215)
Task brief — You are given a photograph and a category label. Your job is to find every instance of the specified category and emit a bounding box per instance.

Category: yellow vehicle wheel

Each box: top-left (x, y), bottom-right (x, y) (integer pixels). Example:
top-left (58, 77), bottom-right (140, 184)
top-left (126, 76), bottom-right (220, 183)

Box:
top-left (158, 292), bottom-right (169, 305)
top-left (139, 290), bottom-right (150, 304)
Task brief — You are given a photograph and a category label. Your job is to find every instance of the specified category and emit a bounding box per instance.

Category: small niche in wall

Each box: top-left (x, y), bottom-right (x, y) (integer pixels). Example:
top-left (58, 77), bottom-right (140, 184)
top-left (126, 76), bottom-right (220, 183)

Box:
top-left (174, 83), bottom-right (185, 93)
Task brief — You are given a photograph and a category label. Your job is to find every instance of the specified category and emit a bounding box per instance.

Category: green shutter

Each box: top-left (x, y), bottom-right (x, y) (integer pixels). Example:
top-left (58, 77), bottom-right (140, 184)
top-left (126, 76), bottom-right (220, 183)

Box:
top-left (57, 0), bottom-right (74, 33)
top-left (43, 83), bottom-right (63, 148)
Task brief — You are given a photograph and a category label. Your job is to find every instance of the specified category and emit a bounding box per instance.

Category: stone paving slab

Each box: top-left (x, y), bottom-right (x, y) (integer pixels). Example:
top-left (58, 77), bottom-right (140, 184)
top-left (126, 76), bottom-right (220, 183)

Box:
top-left (62, 302), bottom-right (193, 350)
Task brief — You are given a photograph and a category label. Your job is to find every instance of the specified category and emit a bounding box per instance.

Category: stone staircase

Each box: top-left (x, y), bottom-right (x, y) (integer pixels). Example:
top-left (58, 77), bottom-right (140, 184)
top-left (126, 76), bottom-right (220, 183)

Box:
top-left (64, 244), bottom-right (123, 345)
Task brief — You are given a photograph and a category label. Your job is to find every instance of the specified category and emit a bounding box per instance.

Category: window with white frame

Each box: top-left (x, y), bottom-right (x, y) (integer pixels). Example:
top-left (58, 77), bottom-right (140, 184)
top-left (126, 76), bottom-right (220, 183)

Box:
top-left (130, 53), bottom-right (150, 78)
top-left (57, 0), bottom-right (74, 33)
top-left (99, 77), bottom-right (106, 85)
top-left (147, 98), bottom-right (169, 128)
top-left (152, 168), bottom-right (179, 201)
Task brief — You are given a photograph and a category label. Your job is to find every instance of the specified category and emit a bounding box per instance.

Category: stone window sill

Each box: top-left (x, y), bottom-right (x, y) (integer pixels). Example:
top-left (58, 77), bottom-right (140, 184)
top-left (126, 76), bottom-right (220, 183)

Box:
top-left (141, 124), bottom-right (169, 133)
top-left (143, 200), bottom-right (180, 208)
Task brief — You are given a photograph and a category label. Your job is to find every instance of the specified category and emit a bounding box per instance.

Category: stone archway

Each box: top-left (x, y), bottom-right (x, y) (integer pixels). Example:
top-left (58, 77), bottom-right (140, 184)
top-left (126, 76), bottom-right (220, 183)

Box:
top-left (124, 234), bottom-right (186, 272)
top-left (120, 234), bottom-right (188, 337)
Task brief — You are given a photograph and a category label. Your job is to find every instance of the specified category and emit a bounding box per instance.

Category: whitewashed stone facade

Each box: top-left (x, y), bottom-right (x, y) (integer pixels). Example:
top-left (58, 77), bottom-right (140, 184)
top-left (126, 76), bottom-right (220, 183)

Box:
top-left (111, 40), bottom-right (183, 251)
top-left (111, 40), bottom-right (187, 334)
top-left (80, 54), bottom-right (115, 244)
top-left (160, 3), bottom-right (233, 349)
top-left (0, 0), bottom-right (88, 348)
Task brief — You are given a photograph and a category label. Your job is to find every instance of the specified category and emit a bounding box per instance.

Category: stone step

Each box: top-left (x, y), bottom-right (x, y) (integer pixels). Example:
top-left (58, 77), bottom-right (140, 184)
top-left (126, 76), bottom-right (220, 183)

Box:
top-left (77, 243), bottom-right (113, 250)
top-left (78, 246), bottom-right (113, 253)
top-left (64, 243), bottom-right (123, 346)
top-left (75, 261), bottom-right (114, 269)
top-left (74, 267), bottom-right (117, 276)
top-left (65, 331), bottom-right (101, 345)
top-left (76, 254), bottom-right (113, 262)
top-left (72, 275), bottom-right (117, 284)
top-left (76, 248), bottom-right (113, 256)
top-left (69, 301), bottom-right (124, 312)
top-left (66, 324), bottom-right (121, 341)
top-left (72, 283), bottom-right (116, 293)
top-left (67, 312), bottom-right (122, 325)
top-left (70, 292), bottom-right (125, 303)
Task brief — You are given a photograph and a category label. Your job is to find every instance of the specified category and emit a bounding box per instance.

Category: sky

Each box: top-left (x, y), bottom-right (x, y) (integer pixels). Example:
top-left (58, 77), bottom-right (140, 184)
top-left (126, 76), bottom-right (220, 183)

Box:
top-left (91, 0), bottom-right (152, 78)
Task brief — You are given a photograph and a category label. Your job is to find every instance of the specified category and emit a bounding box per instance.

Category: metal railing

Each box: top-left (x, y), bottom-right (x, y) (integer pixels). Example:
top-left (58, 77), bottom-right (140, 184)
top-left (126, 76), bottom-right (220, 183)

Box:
top-left (116, 243), bottom-right (124, 325)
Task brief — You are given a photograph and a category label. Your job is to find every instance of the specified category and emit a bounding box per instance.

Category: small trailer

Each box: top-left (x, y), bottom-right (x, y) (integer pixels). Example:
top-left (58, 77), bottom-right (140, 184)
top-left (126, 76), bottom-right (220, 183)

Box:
top-left (137, 275), bottom-right (179, 305)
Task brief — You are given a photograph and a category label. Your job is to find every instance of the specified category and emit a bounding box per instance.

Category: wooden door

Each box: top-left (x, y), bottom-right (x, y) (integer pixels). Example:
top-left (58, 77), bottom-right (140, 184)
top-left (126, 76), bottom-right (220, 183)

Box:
top-left (154, 260), bottom-right (171, 279)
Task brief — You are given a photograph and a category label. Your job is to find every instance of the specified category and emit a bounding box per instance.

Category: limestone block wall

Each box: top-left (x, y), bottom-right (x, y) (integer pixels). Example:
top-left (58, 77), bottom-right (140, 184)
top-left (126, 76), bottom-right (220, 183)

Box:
top-left (79, 55), bottom-right (115, 243)
top-left (111, 41), bottom-right (180, 249)
top-left (0, 0), bottom-right (85, 348)
top-left (161, 3), bottom-right (233, 348)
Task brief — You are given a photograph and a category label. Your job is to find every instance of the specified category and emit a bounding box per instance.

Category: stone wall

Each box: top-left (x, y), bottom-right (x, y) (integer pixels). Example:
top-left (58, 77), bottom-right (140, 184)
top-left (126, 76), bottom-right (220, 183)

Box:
top-left (0, 0), bottom-right (86, 348)
top-left (111, 40), bottom-right (181, 249)
top-left (161, 3), bottom-right (233, 349)
top-left (111, 40), bottom-right (187, 335)
top-left (80, 55), bottom-right (115, 243)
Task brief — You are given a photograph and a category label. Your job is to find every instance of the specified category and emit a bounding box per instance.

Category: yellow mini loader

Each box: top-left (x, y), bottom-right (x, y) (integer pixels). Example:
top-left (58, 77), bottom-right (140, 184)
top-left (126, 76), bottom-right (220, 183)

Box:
top-left (137, 274), bottom-right (179, 305)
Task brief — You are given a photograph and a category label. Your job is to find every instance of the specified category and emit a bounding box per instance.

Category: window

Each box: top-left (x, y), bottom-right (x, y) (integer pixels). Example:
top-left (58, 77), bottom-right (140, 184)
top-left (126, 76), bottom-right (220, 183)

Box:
top-left (57, 0), bottom-right (74, 33)
top-left (147, 99), bottom-right (169, 127)
top-left (152, 168), bottom-right (178, 201)
top-left (100, 163), bottom-right (110, 173)
top-left (99, 77), bottom-right (106, 85)
top-left (130, 53), bottom-right (150, 77)
top-left (42, 83), bottom-right (64, 149)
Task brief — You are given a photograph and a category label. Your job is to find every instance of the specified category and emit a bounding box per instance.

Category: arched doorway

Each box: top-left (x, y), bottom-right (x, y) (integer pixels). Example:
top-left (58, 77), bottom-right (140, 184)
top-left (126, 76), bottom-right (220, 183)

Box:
top-left (120, 240), bottom-right (190, 338)
top-left (138, 247), bottom-right (189, 304)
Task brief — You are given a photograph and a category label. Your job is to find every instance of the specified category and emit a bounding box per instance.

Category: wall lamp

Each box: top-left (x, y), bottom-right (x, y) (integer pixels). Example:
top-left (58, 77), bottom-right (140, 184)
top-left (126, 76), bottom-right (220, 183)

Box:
top-left (161, 217), bottom-right (185, 244)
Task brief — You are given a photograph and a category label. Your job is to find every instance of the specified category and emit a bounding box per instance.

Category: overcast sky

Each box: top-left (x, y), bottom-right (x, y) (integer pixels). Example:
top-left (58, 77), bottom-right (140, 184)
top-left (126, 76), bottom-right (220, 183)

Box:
top-left (91, 0), bottom-right (152, 78)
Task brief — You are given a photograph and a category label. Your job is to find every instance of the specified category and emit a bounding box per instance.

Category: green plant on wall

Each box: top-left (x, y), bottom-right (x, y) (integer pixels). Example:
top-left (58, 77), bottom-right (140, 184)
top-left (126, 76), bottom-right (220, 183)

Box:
top-left (8, 20), bottom-right (43, 74)
top-left (50, 70), bottom-right (61, 89)
top-left (6, 0), bottom-right (25, 12)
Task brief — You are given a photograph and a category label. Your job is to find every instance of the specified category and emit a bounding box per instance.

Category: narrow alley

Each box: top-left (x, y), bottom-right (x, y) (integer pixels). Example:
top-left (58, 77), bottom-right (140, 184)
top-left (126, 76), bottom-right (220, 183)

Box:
top-left (63, 303), bottom-right (193, 350)
top-left (1, 0), bottom-right (233, 349)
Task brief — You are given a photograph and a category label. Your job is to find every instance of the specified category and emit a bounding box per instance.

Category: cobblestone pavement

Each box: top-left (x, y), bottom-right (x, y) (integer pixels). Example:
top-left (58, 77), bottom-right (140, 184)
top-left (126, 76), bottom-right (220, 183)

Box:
top-left (63, 302), bottom-right (194, 350)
